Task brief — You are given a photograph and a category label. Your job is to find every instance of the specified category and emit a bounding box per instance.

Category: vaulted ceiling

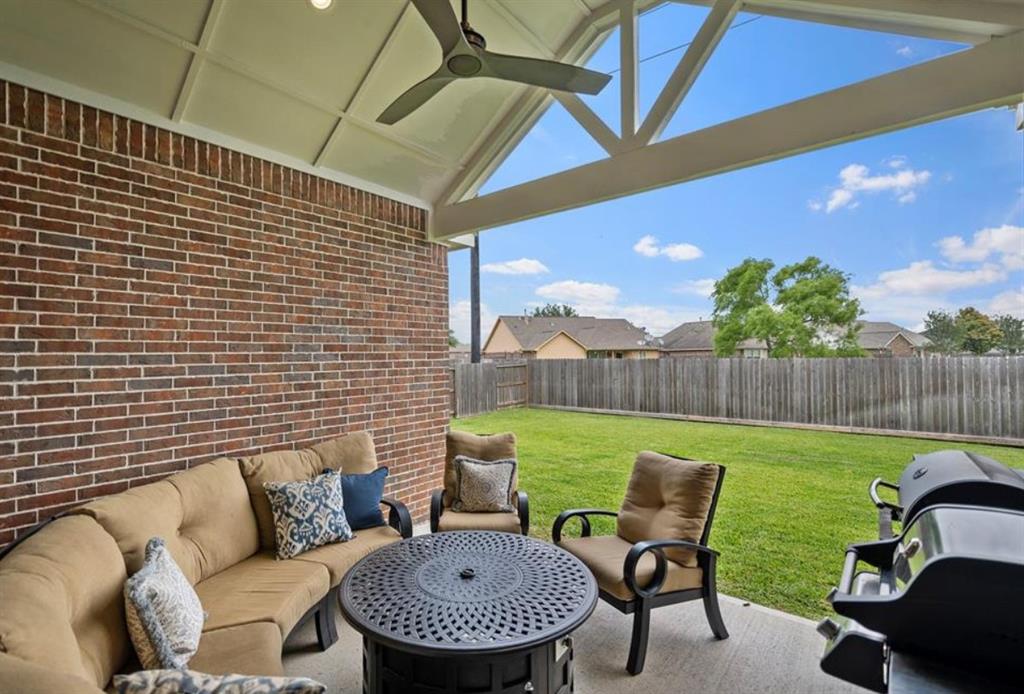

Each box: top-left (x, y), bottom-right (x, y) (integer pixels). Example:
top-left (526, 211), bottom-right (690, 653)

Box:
top-left (1, 0), bottom-right (1021, 239)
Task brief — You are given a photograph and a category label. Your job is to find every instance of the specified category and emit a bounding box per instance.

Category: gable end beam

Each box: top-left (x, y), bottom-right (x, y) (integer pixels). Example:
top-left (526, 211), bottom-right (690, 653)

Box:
top-left (430, 31), bottom-right (1024, 240)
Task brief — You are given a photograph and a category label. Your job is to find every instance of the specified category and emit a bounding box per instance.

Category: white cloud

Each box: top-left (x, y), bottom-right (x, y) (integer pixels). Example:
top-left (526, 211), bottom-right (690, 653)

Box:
top-left (633, 235), bottom-right (660, 257)
top-left (673, 278), bottom-right (717, 298)
top-left (480, 257), bottom-right (550, 275)
top-left (937, 225), bottom-right (1024, 270)
top-left (535, 280), bottom-right (620, 307)
top-left (989, 289), bottom-right (1024, 318)
top-left (896, 46), bottom-right (913, 58)
top-left (885, 155), bottom-right (908, 168)
top-left (614, 305), bottom-right (706, 336)
top-left (807, 200), bottom-right (823, 212)
top-left (813, 161), bottom-right (931, 213)
top-left (632, 235), bottom-right (703, 261)
top-left (854, 261), bottom-right (1007, 300)
top-left (449, 299), bottom-right (495, 345)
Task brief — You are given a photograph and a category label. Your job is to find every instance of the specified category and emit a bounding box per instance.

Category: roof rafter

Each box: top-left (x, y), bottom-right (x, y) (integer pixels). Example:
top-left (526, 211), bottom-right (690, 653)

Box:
top-left (171, 0), bottom-right (224, 122)
top-left (551, 91), bottom-right (626, 155)
top-left (431, 30), bottom-right (1024, 240)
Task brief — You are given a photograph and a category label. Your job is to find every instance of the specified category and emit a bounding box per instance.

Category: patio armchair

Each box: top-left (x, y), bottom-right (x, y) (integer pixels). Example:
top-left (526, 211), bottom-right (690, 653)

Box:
top-left (552, 451), bottom-right (727, 675)
top-left (430, 431), bottom-right (529, 534)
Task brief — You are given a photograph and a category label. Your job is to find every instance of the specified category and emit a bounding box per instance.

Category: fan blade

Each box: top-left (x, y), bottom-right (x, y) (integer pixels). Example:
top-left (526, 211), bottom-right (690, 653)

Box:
top-left (412, 0), bottom-right (466, 55)
top-left (480, 52), bottom-right (611, 94)
top-left (377, 72), bottom-right (455, 125)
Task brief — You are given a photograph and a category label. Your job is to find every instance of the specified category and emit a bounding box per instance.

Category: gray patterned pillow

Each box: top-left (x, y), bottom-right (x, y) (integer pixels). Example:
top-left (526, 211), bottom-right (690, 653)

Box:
top-left (124, 538), bottom-right (205, 670)
top-left (452, 456), bottom-right (516, 512)
top-left (112, 669), bottom-right (326, 693)
top-left (264, 470), bottom-right (354, 559)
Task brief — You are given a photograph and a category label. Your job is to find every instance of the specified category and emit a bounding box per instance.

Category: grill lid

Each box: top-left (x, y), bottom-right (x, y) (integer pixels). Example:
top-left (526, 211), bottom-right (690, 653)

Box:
top-left (896, 450), bottom-right (1024, 524)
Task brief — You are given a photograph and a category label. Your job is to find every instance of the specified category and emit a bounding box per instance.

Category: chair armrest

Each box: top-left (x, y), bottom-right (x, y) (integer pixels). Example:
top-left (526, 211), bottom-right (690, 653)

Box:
top-left (623, 539), bottom-right (720, 598)
top-left (551, 508), bottom-right (619, 543)
top-left (514, 490), bottom-right (529, 535)
top-left (429, 489), bottom-right (445, 533)
top-left (380, 497), bottom-right (412, 539)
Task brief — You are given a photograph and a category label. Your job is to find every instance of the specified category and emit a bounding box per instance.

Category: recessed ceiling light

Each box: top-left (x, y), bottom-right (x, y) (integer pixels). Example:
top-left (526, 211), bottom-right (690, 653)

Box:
top-left (309, 0), bottom-right (332, 9)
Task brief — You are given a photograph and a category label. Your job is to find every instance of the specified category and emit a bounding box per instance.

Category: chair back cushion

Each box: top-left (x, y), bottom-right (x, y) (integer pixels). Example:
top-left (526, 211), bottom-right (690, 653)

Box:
top-left (616, 451), bottom-right (721, 567)
top-left (77, 458), bottom-right (260, 584)
top-left (312, 431), bottom-right (377, 474)
top-left (239, 449), bottom-right (324, 551)
top-left (444, 431), bottom-right (517, 504)
top-left (0, 515), bottom-right (130, 688)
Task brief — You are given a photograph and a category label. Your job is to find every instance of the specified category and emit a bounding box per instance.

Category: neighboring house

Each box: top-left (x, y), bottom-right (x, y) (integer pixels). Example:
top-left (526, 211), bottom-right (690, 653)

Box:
top-left (855, 321), bottom-right (931, 357)
top-left (659, 321), bottom-right (768, 359)
top-left (483, 316), bottom-right (659, 360)
top-left (449, 343), bottom-right (471, 364)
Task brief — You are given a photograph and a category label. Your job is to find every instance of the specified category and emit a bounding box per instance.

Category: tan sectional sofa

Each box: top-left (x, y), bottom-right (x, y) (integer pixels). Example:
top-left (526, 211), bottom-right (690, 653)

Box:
top-left (0, 432), bottom-right (412, 693)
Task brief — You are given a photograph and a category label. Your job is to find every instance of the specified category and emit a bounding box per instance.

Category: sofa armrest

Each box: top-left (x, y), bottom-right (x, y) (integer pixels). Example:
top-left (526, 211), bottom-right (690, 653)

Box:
top-left (623, 539), bottom-right (719, 598)
top-left (380, 497), bottom-right (412, 539)
top-left (429, 489), bottom-right (445, 533)
top-left (514, 490), bottom-right (529, 536)
top-left (551, 508), bottom-right (619, 543)
top-left (0, 654), bottom-right (106, 694)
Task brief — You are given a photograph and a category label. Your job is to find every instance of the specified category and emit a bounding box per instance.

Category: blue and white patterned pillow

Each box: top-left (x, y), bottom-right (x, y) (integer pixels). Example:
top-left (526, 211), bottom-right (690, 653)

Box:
top-left (112, 669), bottom-right (326, 693)
top-left (263, 470), bottom-right (353, 559)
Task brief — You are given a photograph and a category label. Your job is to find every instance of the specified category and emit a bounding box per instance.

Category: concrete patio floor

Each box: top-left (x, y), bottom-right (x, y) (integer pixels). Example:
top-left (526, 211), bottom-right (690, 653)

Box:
top-left (283, 593), bottom-right (859, 693)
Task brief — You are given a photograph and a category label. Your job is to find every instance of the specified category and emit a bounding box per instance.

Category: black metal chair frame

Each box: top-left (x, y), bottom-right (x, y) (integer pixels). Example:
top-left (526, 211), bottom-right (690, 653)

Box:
top-left (430, 488), bottom-right (529, 535)
top-left (551, 463), bottom-right (728, 675)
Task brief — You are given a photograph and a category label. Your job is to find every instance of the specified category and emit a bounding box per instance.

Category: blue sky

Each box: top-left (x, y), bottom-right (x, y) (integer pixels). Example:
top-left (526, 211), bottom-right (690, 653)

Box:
top-left (449, 5), bottom-right (1024, 343)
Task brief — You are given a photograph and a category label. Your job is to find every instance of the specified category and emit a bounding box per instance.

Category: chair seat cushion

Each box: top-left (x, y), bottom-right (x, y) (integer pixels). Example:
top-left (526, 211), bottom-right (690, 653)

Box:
top-left (187, 622), bottom-right (284, 678)
top-left (437, 509), bottom-right (521, 533)
top-left (558, 535), bottom-right (702, 601)
top-left (292, 525), bottom-right (403, 584)
top-left (194, 553), bottom-right (329, 637)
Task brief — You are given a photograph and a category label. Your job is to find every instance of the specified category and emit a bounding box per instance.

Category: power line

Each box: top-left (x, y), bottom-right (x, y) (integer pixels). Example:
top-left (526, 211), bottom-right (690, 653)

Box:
top-left (606, 15), bottom-right (762, 74)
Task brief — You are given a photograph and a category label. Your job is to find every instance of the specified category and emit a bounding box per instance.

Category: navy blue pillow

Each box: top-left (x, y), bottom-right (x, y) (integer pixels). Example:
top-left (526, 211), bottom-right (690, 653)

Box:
top-left (340, 467), bottom-right (388, 530)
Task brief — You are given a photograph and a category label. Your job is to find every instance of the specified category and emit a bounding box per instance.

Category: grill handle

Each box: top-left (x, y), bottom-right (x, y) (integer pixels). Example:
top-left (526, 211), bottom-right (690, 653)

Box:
top-left (868, 478), bottom-right (902, 519)
top-left (836, 548), bottom-right (860, 596)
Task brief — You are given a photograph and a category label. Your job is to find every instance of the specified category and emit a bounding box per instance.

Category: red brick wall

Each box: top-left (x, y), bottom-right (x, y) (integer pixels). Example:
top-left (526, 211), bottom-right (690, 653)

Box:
top-left (0, 81), bottom-right (449, 546)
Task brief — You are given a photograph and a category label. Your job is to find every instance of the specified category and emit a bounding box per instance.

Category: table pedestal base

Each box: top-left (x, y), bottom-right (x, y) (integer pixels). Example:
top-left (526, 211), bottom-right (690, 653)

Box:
top-left (361, 635), bottom-right (576, 694)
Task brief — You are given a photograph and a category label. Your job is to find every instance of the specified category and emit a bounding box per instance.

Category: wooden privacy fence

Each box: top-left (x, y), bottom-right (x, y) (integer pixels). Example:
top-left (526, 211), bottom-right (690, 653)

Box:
top-left (527, 356), bottom-right (1024, 441)
top-left (450, 362), bottom-right (528, 417)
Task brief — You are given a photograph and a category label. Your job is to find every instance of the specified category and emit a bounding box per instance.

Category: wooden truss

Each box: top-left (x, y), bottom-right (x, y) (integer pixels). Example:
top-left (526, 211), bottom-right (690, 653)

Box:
top-left (431, 0), bottom-right (1024, 242)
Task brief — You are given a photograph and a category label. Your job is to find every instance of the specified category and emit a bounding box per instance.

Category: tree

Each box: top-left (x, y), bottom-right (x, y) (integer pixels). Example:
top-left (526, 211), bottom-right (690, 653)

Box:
top-left (995, 314), bottom-right (1024, 354)
top-left (956, 307), bottom-right (1003, 355)
top-left (530, 303), bottom-right (578, 317)
top-left (922, 310), bottom-right (961, 354)
top-left (447, 328), bottom-right (459, 348)
top-left (712, 256), bottom-right (863, 357)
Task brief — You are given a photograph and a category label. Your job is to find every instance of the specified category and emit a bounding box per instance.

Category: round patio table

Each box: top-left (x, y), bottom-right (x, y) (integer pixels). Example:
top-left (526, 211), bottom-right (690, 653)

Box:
top-left (340, 530), bottom-right (598, 694)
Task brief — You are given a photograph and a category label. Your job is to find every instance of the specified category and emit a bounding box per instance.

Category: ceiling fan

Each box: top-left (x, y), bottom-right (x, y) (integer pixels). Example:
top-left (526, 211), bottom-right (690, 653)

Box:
top-left (377, 0), bottom-right (612, 125)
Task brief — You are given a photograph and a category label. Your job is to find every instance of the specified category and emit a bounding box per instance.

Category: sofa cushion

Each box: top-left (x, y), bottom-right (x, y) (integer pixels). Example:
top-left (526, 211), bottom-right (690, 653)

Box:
top-left (558, 535), bottom-right (703, 601)
top-left (436, 509), bottom-right (521, 534)
top-left (239, 449), bottom-right (324, 551)
top-left (188, 622), bottom-right (283, 677)
top-left (292, 524), bottom-right (402, 584)
top-left (340, 467), bottom-right (388, 530)
top-left (0, 515), bottom-right (130, 688)
top-left (616, 452), bottom-right (720, 567)
top-left (0, 652), bottom-right (106, 694)
top-left (124, 538), bottom-right (204, 670)
top-left (76, 458), bottom-right (259, 584)
top-left (444, 431), bottom-right (517, 504)
top-left (312, 431), bottom-right (377, 474)
top-left (194, 552), bottom-right (329, 637)
top-left (264, 471), bottom-right (354, 560)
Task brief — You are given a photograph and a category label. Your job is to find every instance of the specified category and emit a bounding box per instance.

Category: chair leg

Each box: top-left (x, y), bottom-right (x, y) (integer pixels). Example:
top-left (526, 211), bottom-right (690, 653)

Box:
top-left (703, 589), bottom-right (729, 640)
top-left (314, 591), bottom-right (338, 651)
top-left (626, 600), bottom-right (651, 675)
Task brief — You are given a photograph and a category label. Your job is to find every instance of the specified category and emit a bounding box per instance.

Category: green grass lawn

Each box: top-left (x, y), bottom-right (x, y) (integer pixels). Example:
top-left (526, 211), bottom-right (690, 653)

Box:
top-left (452, 407), bottom-right (1024, 620)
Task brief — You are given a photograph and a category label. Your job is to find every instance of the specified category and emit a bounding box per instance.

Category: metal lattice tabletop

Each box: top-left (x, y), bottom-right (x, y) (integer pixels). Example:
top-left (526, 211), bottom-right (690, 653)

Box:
top-left (340, 531), bottom-right (598, 655)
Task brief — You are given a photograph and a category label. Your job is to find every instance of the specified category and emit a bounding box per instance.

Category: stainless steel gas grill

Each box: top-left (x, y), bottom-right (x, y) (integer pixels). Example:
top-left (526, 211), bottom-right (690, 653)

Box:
top-left (819, 450), bottom-right (1024, 693)
top-left (869, 450), bottom-right (1024, 536)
